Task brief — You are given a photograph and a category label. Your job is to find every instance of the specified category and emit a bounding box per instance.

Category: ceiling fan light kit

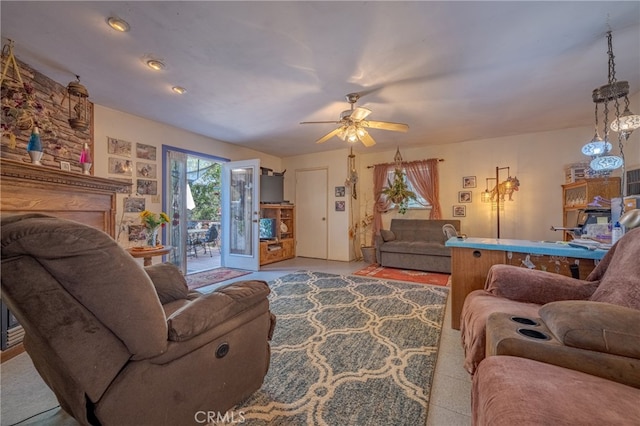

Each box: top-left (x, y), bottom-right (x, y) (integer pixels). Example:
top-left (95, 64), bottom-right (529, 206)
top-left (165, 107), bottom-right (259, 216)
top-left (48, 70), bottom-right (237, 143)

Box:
top-left (301, 92), bottom-right (409, 147)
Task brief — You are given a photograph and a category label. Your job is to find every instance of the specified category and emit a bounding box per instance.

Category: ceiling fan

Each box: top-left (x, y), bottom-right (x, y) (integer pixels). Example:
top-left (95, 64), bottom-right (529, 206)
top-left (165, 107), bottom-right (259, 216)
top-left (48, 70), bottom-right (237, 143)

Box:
top-left (300, 93), bottom-right (409, 147)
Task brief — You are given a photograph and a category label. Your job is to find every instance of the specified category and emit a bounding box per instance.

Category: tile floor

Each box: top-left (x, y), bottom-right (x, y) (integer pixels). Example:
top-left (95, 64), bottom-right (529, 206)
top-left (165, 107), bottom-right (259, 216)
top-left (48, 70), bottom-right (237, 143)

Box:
top-left (1, 257), bottom-right (472, 425)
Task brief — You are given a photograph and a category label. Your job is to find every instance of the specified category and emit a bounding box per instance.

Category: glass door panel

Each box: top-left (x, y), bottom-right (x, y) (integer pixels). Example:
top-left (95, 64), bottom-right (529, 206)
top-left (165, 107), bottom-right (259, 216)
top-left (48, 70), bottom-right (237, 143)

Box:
top-left (222, 160), bottom-right (260, 271)
top-left (166, 150), bottom-right (188, 274)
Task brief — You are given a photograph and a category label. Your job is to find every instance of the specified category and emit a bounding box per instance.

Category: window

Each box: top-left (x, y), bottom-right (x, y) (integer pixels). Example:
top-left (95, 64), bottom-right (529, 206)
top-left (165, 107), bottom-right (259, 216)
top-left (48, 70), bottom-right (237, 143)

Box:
top-left (385, 167), bottom-right (430, 209)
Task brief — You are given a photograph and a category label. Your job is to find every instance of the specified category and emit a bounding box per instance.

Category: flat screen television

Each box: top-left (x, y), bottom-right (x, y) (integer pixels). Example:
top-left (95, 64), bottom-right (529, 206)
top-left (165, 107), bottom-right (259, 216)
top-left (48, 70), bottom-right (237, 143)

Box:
top-left (260, 175), bottom-right (284, 203)
top-left (259, 218), bottom-right (276, 240)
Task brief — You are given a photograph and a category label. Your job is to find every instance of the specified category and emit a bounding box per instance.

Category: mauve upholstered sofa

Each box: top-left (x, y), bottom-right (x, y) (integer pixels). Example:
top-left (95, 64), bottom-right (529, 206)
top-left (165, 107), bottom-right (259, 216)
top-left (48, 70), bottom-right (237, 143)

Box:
top-left (1, 214), bottom-right (276, 426)
top-left (460, 226), bottom-right (640, 376)
top-left (374, 219), bottom-right (460, 273)
top-left (473, 356), bottom-right (640, 425)
top-left (469, 227), bottom-right (640, 425)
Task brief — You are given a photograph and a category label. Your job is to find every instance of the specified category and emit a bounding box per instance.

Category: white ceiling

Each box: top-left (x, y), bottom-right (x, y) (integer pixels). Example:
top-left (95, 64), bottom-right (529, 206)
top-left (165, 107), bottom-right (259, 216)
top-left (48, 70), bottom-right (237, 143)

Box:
top-left (1, 1), bottom-right (639, 158)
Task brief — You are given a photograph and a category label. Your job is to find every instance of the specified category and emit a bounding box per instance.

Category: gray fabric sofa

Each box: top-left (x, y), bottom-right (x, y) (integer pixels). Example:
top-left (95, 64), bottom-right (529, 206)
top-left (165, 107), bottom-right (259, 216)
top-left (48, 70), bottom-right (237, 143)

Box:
top-left (375, 219), bottom-right (460, 273)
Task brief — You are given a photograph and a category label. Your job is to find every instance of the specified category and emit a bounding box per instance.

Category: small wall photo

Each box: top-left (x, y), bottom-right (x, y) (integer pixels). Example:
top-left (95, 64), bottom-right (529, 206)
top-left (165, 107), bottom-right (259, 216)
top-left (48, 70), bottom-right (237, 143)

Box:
top-left (463, 176), bottom-right (476, 188)
top-left (123, 197), bottom-right (145, 213)
top-left (136, 143), bottom-right (157, 160)
top-left (137, 179), bottom-right (158, 195)
top-left (453, 205), bottom-right (466, 217)
top-left (458, 191), bottom-right (472, 203)
top-left (109, 158), bottom-right (133, 175)
top-left (136, 162), bottom-right (157, 178)
top-left (107, 137), bottom-right (132, 157)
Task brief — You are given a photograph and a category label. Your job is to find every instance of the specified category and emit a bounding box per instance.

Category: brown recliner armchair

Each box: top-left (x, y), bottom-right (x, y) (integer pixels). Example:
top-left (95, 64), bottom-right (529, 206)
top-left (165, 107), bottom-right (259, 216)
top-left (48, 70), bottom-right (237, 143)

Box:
top-left (460, 226), bottom-right (640, 375)
top-left (1, 214), bottom-right (276, 426)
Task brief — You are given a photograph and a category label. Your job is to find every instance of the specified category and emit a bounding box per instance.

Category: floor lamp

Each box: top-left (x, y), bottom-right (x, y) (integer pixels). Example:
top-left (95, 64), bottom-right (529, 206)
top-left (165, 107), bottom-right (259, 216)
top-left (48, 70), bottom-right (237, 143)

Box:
top-left (495, 167), bottom-right (510, 238)
top-left (481, 166), bottom-right (518, 238)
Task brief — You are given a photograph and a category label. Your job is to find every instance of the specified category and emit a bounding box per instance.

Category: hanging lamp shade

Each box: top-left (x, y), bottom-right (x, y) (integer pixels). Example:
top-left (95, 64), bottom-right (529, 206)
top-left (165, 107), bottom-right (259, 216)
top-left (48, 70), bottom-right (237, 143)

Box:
top-left (581, 138), bottom-right (611, 156)
top-left (610, 105), bottom-right (640, 135)
top-left (590, 155), bottom-right (623, 172)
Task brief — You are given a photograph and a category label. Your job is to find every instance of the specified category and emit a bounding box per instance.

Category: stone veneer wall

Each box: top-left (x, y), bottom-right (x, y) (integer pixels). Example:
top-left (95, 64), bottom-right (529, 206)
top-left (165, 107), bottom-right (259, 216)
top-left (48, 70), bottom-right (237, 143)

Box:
top-left (1, 55), bottom-right (93, 173)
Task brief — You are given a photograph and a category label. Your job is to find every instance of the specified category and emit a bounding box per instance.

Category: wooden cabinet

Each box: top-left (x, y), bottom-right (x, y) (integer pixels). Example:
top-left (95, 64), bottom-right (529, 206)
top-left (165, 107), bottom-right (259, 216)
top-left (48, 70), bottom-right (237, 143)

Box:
top-left (450, 246), bottom-right (601, 330)
top-left (259, 204), bottom-right (295, 265)
top-left (562, 177), bottom-right (621, 241)
top-left (451, 248), bottom-right (505, 330)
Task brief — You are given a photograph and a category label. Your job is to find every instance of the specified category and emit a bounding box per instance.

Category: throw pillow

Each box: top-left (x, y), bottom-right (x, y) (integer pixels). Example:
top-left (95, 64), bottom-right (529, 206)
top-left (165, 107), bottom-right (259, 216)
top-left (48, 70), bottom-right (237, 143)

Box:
top-left (380, 229), bottom-right (396, 242)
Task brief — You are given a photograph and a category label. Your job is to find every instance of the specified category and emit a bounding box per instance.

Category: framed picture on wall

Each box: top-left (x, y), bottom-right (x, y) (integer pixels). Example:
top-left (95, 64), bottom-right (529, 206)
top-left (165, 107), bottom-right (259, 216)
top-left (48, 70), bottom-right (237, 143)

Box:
top-left (335, 201), bottom-right (345, 211)
top-left (107, 137), bottom-right (132, 157)
top-left (137, 179), bottom-right (158, 195)
top-left (463, 176), bottom-right (476, 188)
top-left (458, 191), bottom-right (472, 203)
top-left (123, 197), bottom-right (145, 213)
top-left (335, 186), bottom-right (345, 197)
top-left (136, 143), bottom-right (157, 160)
top-left (453, 205), bottom-right (466, 217)
top-left (136, 162), bottom-right (157, 178)
top-left (108, 158), bottom-right (133, 175)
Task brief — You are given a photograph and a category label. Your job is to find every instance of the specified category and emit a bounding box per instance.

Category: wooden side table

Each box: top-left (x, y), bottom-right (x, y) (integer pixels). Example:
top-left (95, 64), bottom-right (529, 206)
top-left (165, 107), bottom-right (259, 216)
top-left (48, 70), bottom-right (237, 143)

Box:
top-left (127, 246), bottom-right (172, 266)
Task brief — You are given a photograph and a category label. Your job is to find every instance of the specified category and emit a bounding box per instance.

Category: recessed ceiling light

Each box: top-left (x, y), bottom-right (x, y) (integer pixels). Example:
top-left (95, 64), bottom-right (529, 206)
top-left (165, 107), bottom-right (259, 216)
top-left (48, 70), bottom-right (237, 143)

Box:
top-left (107, 17), bottom-right (130, 32)
top-left (172, 86), bottom-right (187, 95)
top-left (146, 59), bottom-right (166, 71)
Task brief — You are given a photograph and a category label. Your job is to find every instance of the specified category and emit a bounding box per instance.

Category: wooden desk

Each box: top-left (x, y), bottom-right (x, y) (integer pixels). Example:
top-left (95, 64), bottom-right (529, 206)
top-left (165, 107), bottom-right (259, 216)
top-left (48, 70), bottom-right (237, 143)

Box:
top-left (127, 246), bottom-right (172, 266)
top-left (445, 238), bottom-right (608, 330)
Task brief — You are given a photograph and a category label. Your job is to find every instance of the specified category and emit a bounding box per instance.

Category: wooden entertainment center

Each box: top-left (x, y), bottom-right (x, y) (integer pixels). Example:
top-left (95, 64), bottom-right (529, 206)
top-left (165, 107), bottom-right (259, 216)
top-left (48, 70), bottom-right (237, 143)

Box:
top-left (0, 157), bottom-right (130, 361)
top-left (259, 204), bottom-right (295, 265)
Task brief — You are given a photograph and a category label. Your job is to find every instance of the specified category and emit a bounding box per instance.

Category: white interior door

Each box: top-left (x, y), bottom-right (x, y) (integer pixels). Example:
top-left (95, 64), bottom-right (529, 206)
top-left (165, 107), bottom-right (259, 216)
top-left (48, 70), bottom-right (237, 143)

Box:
top-left (296, 168), bottom-right (328, 259)
top-left (221, 159), bottom-right (260, 271)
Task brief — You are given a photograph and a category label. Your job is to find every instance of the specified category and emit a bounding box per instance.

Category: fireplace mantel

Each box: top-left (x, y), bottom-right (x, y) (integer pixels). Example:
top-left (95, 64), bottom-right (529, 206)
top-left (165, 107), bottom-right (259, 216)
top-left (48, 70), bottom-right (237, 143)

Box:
top-left (1, 157), bottom-right (130, 237)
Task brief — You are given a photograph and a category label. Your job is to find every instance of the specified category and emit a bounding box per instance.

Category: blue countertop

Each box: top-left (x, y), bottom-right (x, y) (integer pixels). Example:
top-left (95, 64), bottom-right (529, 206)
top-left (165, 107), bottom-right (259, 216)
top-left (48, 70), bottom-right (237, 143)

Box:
top-left (445, 237), bottom-right (608, 260)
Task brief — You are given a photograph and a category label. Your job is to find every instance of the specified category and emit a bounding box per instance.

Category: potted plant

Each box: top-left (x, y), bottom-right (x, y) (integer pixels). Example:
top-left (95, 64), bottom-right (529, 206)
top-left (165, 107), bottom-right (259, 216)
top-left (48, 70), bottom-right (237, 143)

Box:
top-left (380, 167), bottom-right (416, 214)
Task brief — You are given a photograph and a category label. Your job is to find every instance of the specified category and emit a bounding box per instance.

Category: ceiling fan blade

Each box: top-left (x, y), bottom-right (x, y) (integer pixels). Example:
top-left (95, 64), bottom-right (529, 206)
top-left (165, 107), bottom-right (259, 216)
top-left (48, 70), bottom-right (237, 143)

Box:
top-left (300, 120), bottom-right (342, 125)
top-left (315, 127), bottom-right (344, 144)
top-left (363, 120), bottom-right (409, 133)
top-left (359, 131), bottom-right (376, 147)
top-left (350, 106), bottom-right (372, 121)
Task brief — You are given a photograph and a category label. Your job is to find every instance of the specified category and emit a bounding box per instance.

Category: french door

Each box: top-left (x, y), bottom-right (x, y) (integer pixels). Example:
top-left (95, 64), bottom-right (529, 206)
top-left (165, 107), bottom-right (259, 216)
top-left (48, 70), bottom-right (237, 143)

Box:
top-left (166, 150), bottom-right (188, 274)
top-left (221, 159), bottom-right (261, 271)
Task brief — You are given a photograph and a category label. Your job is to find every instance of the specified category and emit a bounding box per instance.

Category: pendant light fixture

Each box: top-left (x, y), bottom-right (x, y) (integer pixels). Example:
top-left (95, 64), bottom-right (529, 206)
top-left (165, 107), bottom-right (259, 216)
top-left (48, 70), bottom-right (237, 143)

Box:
top-left (582, 29), bottom-right (636, 175)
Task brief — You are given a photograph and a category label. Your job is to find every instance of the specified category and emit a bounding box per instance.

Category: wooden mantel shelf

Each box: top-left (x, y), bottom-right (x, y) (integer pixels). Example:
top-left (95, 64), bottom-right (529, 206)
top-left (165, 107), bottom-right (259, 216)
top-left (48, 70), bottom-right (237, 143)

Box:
top-left (1, 157), bottom-right (131, 238)
top-left (1, 157), bottom-right (130, 194)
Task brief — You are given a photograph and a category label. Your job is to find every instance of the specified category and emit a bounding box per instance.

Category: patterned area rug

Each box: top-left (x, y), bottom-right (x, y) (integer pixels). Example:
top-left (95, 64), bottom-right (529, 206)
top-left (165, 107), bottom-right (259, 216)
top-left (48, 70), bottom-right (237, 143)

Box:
top-left (186, 268), bottom-right (251, 290)
top-left (235, 271), bottom-right (449, 425)
top-left (353, 264), bottom-right (451, 286)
